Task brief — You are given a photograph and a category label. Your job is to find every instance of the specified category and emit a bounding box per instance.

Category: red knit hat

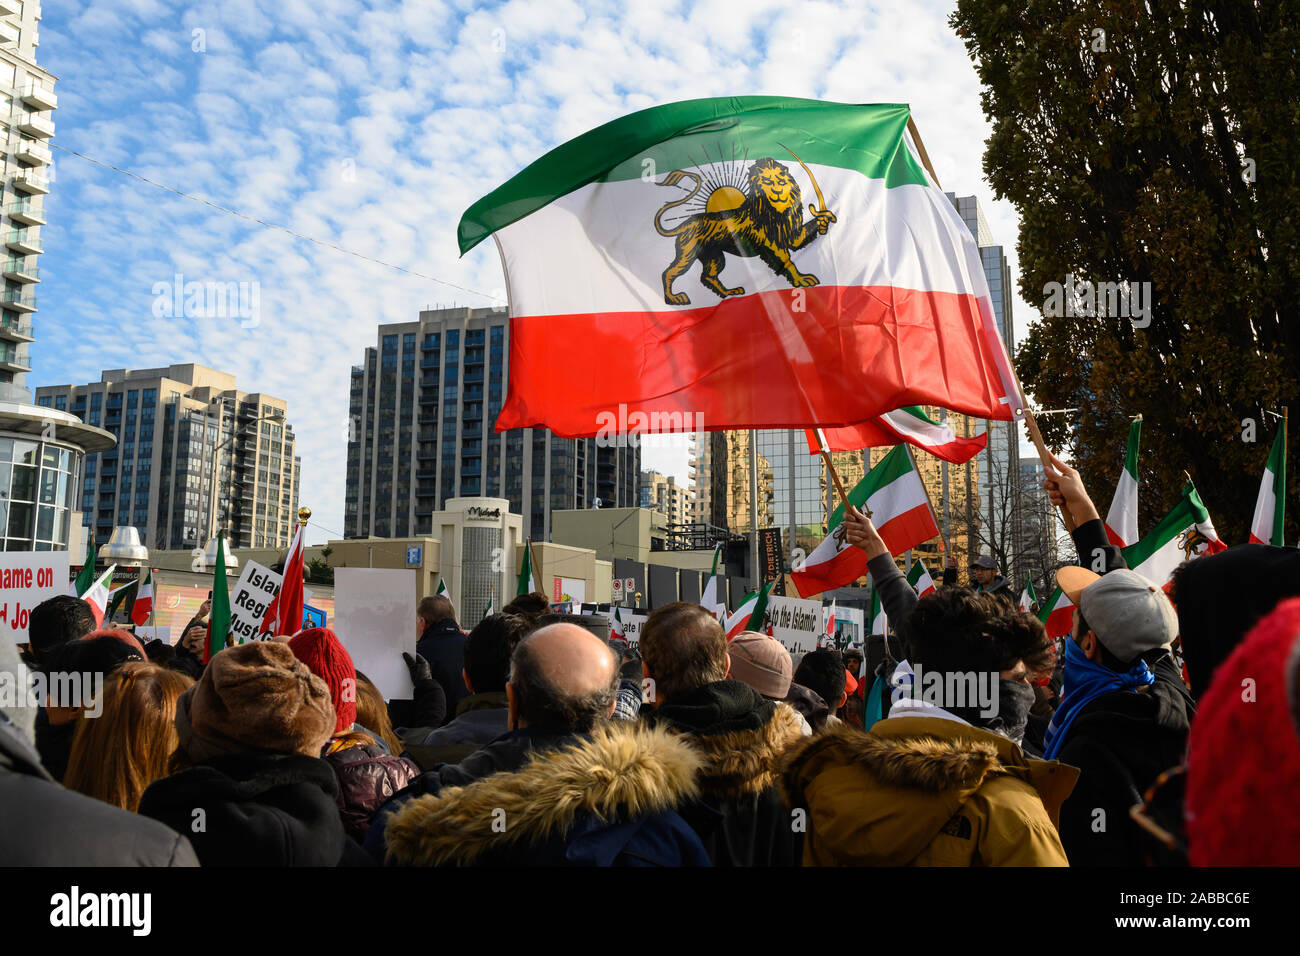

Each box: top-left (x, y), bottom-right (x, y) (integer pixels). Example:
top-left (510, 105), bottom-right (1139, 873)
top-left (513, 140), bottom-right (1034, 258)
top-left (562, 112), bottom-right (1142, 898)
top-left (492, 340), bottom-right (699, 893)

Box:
top-left (288, 627), bottom-right (356, 735)
top-left (1185, 596), bottom-right (1300, 865)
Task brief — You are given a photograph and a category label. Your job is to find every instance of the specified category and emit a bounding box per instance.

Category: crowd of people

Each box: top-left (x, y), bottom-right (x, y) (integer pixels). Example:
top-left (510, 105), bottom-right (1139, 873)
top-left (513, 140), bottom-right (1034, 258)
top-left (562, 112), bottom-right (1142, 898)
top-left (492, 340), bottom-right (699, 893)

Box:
top-left (2, 454), bottom-right (1298, 867)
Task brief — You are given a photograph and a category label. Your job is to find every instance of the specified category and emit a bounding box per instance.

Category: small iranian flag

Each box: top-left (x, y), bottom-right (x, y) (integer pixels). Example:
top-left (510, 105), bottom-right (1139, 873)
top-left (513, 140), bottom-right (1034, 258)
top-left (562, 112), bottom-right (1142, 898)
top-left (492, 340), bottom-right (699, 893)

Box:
top-left (70, 535), bottom-right (96, 597)
top-left (131, 567), bottom-right (154, 627)
top-left (724, 581), bottom-right (773, 640)
top-left (81, 565), bottom-right (118, 629)
top-left (906, 558), bottom-right (938, 598)
top-left (1104, 417), bottom-right (1142, 547)
top-left (483, 594), bottom-right (495, 621)
top-left (699, 545), bottom-right (725, 619)
top-left (868, 585), bottom-right (888, 636)
top-left (611, 605), bottom-right (629, 643)
top-left (204, 532), bottom-right (231, 665)
top-left (1249, 421), bottom-right (1286, 546)
top-left (790, 445), bottom-right (939, 598)
top-left (461, 97), bottom-right (1023, 438)
top-left (105, 580), bottom-right (136, 623)
top-left (1019, 578), bottom-right (1039, 614)
top-left (1121, 482), bottom-right (1227, 587)
top-left (1037, 586), bottom-right (1074, 640)
top-left (806, 406), bottom-right (988, 464)
top-left (517, 541), bottom-right (534, 596)
top-left (436, 578), bottom-right (449, 598)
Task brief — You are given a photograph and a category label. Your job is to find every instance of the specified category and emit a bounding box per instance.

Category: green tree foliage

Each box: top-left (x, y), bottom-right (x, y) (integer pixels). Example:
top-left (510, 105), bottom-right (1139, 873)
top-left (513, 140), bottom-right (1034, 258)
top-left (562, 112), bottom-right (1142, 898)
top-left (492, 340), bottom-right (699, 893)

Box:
top-left (950, 0), bottom-right (1298, 542)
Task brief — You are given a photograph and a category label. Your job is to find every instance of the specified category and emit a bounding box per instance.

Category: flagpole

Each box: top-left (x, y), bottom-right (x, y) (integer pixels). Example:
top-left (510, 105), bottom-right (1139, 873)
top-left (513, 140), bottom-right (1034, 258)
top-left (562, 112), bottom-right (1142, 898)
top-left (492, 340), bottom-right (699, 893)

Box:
top-left (528, 536), bottom-right (544, 594)
top-left (813, 429), bottom-right (852, 512)
top-left (749, 430), bottom-right (760, 591)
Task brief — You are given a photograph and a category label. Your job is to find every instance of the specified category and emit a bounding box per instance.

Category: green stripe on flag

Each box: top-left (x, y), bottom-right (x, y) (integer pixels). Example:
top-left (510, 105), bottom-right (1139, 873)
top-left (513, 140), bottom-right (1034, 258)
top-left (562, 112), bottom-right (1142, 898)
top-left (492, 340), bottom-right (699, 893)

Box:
top-left (1124, 418), bottom-right (1142, 478)
top-left (206, 531), bottom-right (231, 662)
top-left (829, 444), bottom-right (915, 530)
top-left (73, 535), bottom-right (96, 597)
top-left (458, 97), bottom-right (929, 255)
top-left (1121, 483), bottom-right (1209, 569)
top-left (1038, 587), bottom-right (1063, 625)
top-left (1271, 421), bottom-right (1287, 546)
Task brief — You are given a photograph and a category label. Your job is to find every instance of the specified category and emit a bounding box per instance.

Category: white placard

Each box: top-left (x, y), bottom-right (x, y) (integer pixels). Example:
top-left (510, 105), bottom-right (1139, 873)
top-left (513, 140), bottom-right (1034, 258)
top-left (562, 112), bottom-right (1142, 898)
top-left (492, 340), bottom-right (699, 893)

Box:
top-left (134, 625), bottom-right (172, 644)
top-left (558, 577), bottom-right (586, 605)
top-left (228, 560), bottom-right (283, 644)
top-left (607, 609), bottom-right (649, 651)
top-left (333, 568), bottom-right (416, 701)
top-left (763, 594), bottom-right (825, 657)
top-left (0, 551), bottom-right (70, 644)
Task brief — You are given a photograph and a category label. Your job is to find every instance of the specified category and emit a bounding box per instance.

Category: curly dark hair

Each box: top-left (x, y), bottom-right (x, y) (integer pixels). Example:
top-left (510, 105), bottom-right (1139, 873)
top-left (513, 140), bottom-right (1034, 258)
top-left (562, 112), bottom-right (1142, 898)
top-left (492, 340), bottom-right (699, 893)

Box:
top-left (901, 587), bottom-right (1053, 677)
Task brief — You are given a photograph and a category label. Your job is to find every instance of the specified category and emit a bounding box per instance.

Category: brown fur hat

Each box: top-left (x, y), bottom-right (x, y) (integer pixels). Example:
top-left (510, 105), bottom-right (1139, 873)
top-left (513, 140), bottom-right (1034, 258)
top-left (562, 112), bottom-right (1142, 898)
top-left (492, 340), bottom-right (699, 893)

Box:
top-left (175, 641), bottom-right (336, 762)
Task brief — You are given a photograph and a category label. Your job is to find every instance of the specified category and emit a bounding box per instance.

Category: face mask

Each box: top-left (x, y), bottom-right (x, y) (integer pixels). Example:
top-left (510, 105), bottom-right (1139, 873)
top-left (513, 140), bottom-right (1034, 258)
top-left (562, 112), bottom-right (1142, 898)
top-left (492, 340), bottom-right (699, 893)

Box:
top-left (988, 679), bottom-right (1035, 745)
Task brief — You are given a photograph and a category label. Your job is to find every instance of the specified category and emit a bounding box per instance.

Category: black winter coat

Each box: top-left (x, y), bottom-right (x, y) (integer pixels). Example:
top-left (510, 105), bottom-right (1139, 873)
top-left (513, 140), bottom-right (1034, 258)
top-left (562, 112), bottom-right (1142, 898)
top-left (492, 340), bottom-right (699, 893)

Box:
top-left (643, 680), bottom-right (805, 866)
top-left (0, 720), bottom-right (198, 866)
top-left (139, 752), bottom-right (374, 866)
top-left (416, 619), bottom-right (469, 715)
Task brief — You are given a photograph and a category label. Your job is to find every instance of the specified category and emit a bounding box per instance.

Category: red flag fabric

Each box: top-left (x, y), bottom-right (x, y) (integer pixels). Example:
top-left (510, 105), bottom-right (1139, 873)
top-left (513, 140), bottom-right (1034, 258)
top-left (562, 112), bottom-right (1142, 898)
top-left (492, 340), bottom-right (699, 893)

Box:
top-left (260, 524), bottom-right (305, 637)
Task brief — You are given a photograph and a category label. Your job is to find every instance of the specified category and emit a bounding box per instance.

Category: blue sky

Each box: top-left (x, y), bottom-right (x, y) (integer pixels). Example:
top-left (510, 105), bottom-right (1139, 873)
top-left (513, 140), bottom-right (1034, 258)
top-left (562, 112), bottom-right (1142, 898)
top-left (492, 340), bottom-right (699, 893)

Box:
top-left (32, 0), bottom-right (1035, 545)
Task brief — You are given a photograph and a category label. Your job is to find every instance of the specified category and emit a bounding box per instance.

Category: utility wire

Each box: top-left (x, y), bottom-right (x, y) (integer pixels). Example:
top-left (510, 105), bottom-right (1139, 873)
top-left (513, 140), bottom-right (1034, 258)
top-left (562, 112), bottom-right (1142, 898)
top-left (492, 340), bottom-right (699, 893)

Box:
top-left (49, 142), bottom-right (505, 302)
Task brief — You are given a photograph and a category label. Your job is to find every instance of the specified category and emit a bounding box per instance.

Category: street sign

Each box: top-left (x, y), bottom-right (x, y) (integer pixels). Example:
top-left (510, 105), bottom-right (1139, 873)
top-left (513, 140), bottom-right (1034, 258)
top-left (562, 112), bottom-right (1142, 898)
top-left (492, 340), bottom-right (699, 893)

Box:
top-left (611, 578), bottom-right (623, 595)
top-left (406, 546), bottom-right (422, 567)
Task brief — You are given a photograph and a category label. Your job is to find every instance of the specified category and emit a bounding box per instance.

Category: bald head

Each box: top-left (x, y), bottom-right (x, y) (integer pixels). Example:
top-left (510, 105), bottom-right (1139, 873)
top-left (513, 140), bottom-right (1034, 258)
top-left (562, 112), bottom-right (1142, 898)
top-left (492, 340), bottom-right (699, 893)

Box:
top-left (507, 622), bottom-right (620, 732)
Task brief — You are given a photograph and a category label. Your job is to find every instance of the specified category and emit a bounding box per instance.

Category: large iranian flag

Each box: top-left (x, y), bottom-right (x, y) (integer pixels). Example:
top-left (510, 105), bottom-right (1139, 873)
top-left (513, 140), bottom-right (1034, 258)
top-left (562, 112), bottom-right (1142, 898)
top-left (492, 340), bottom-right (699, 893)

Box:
top-left (806, 406), bottom-right (988, 464)
top-left (1249, 422), bottom-right (1286, 546)
top-left (1037, 586), bottom-right (1074, 640)
top-left (1121, 482), bottom-right (1227, 587)
top-left (460, 97), bottom-right (1022, 437)
top-left (789, 445), bottom-right (939, 597)
top-left (1104, 417), bottom-right (1142, 547)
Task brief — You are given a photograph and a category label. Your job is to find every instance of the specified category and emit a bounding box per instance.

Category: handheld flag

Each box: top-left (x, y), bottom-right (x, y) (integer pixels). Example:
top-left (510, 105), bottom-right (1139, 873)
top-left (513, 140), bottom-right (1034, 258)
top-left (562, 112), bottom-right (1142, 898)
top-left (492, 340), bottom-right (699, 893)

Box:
top-left (461, 97), bottom-right (1023, 437)
top-left (1250, 419), bottom-right (1287, 546)
top-left (81, 565), bottom-right (118, 629)
top-left (611, 605), bottom-right (629, 644)
top-left (260, 523), bottom-right (305, 636)
top-left (1019, 578), bottom-right (1039, 614)
top-left (517, 541), bottom-right (534, 597)
top-left (1037, 586), bottom-right (1075, 640)
top-left (1121, 482), bottom-right (1226, 587)
top-left (436, 577), bottom-right (449, 598)
top-left (790, 445), bottom-right (939, 597)
top-left (105, 579), bottom-right (136, 623)
top-left (906, 558), bottom-right (938, 599)
top-left (71, 535), bottom-right (95, 597)
top-left (699, 545), bottom-right (725, 619)
top-left (868, 584), bottom-right (888, 636)
top-left (205, 532), bottom-right (231, 664)
top-left (1104, 416), bottom-right (1142, 547)
top-left (806, 406), bottom-right (988, 464)
top-left (724, 581), bottom-right (773, 640)
top-left (131, 568), bottom-right (154, 627)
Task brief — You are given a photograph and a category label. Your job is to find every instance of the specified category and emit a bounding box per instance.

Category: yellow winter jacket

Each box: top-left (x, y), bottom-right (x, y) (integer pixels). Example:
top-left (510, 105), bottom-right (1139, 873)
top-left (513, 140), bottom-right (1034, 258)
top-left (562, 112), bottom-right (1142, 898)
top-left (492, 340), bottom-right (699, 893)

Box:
top-left (781, 716), bottom-right (1078, 866)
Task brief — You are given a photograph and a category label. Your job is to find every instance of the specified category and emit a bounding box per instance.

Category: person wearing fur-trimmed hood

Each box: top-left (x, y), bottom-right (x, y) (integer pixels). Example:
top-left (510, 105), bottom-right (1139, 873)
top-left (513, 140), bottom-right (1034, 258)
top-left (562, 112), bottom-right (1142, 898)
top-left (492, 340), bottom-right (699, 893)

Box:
top-left (383, 623), bottom-right (710, 866)
top-left (638, 603), bottom-right (807, 866)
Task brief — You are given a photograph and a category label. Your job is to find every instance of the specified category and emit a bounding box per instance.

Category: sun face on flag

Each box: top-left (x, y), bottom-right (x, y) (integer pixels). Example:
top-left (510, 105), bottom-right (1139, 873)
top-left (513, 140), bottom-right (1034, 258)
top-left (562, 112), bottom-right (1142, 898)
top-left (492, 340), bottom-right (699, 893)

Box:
top-left (653, 149), bottom-right (837, 306)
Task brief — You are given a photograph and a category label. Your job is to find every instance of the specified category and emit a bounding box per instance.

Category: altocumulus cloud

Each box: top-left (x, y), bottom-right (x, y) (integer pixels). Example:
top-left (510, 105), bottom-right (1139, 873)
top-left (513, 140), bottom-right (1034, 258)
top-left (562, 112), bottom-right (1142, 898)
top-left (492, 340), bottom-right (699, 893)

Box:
top-left (32, 0), bottom-right (1031, 539)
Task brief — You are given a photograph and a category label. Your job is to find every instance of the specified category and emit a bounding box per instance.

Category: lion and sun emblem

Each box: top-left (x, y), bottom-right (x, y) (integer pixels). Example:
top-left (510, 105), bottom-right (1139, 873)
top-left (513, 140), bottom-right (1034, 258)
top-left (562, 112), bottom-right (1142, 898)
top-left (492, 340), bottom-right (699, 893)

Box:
top-left (653, 145), bottom-right (837, 306)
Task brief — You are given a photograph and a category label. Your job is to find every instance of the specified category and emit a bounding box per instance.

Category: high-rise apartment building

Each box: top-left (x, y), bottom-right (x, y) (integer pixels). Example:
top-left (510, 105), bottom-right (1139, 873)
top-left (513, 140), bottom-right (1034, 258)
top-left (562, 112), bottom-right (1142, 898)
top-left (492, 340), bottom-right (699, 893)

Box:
top-left (36, 365), bottom-right (301, 551)
top-left (639, 469), bottom-right (692, 524)
top-left (346, 306), bottom-right (638, 543)
top-left (0, 1), bottom-right (51, 403)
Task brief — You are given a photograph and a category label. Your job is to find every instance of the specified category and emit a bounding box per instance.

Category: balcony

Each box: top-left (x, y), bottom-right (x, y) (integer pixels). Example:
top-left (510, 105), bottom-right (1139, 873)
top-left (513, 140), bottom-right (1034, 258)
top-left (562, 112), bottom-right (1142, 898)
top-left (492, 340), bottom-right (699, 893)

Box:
top-left (1, 290), bottom-right (36, 312)
top-left (6, 226), bottom-right (41, 252)
top-left (20, 79), bottom-right (57, 112)
top-left (12, 172), bottom-right (48, 195)
top-left (15, 112), bottom-right (54, 139)
top-left (0, 21), bottom-right (17, 47)
top-left (0, 347), bottom-right (31, 373)
top-left (14, 140), bottom-right (51, 166)
top-left (0, 321), bottom-right (34, 342)
top-left (0, 1), bottom-right (21, 17)
top-left (6, 201), bottom-right (45, 225)
top-left (3, 258), bottom-right (38, 282)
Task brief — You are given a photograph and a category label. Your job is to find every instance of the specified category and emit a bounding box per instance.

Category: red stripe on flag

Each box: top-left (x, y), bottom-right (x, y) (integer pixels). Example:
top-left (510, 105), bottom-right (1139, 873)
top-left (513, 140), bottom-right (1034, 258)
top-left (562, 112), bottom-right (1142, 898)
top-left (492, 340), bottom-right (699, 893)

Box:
top-left (790, 548), bottom-right (868, 598)
top-left (876, 502), bottom-right (939, 555)
top-left (498, 286), bottom-right (1016, 437)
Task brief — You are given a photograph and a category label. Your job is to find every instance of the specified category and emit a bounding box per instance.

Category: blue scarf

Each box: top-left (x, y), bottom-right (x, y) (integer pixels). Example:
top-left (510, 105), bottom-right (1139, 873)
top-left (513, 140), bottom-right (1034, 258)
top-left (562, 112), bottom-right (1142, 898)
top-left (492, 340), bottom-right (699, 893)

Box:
top-left (1043, 639), bottom-right (1154, 760)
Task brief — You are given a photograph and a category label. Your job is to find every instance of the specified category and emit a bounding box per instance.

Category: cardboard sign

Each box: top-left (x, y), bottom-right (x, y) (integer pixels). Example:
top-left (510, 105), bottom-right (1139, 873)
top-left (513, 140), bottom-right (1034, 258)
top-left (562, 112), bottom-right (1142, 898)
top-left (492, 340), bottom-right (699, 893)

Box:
top-left (228, 560), bottom-right (283, 644)
top-left (763, 594), bottom-right (825, 657)
top-left (333, 568), bottom-right (416, 701)
top-left (0, 551), bottom-right (70, 644)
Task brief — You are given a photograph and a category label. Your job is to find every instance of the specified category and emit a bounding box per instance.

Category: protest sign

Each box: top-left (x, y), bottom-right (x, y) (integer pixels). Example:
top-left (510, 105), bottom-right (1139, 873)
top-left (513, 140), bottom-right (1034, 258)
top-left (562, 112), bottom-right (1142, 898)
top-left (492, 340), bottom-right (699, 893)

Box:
top-left (0, 552), bottom-right (70, 643)
top-left (333, 568), bottom-right (416, 700)
top-left (134, 625), bottom-right (172, 644)
top-left (763, 594), bottom-right (825, 657)
top-left (228, 560), bottom-right (282, 644)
